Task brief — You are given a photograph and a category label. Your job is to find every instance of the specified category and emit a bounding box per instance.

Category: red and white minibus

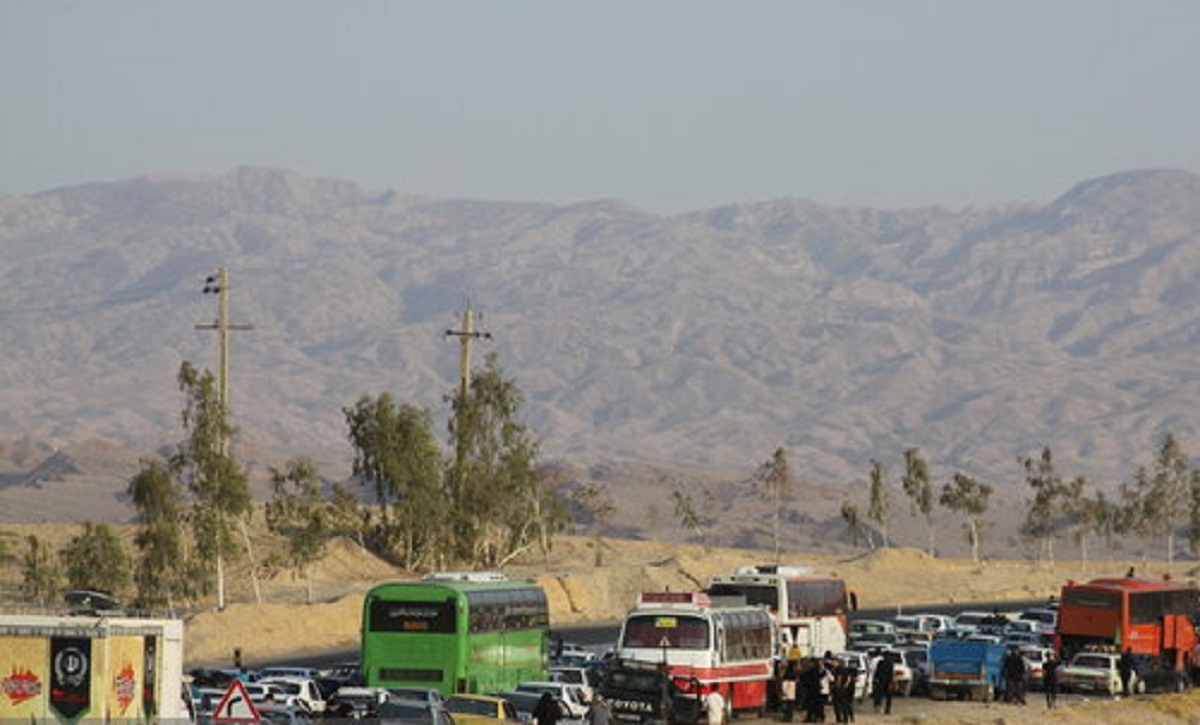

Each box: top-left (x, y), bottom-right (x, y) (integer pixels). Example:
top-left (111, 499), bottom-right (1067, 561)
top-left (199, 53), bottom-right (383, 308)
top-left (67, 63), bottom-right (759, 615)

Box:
top-left (616, 591), bottom-right (777, 716)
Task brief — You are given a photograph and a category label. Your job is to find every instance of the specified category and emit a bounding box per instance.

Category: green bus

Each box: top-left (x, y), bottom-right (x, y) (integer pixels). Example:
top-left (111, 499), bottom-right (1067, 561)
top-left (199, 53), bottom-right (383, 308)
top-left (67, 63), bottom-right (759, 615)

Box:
top-left (361, 572), bottom-right (550, 695)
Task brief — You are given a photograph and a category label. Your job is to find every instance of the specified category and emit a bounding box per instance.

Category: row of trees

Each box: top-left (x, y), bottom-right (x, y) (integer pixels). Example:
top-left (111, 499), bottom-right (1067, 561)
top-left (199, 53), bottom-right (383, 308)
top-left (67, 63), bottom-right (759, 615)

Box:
top-left (840, 434), bottom-right (1200, 565)
top-left (14, 350), bottom-right (570, 611)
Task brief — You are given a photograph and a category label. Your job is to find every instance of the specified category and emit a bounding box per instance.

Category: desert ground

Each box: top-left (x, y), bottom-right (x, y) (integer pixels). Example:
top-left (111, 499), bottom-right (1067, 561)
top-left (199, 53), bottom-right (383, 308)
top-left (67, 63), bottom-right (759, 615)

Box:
top-left (4, 528), bottom-right (1199, 724)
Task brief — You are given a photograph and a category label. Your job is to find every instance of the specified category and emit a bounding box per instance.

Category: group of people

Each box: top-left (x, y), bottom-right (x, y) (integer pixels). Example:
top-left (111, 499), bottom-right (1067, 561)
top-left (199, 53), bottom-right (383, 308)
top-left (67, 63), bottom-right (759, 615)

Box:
top-left (1001, 645), bottom-right (1064, 709)
top-left (775, 650), bottom-right (866, 723)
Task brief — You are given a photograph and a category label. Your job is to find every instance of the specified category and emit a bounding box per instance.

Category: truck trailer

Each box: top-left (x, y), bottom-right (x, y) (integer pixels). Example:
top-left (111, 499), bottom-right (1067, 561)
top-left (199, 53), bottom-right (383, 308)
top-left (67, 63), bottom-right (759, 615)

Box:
top-left (0, 612), bottom-right (185, 721)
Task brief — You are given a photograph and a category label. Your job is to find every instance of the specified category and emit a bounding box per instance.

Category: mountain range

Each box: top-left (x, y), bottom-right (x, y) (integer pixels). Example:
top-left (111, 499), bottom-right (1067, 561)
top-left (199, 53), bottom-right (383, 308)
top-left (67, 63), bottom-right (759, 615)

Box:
top-left (2, 166), bottom-right (1199, 526)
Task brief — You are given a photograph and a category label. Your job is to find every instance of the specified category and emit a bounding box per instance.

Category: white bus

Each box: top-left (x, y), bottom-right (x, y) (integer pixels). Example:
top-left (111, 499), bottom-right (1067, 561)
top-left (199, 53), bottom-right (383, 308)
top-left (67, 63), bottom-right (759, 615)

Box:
top-left (706, 565), bottom-right (856, 658)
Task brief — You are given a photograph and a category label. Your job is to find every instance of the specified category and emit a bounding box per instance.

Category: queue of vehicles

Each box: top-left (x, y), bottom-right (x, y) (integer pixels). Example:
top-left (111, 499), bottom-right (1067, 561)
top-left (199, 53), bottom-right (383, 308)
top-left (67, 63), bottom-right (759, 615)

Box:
top-left (164, 567), bottom-right (1200, 725)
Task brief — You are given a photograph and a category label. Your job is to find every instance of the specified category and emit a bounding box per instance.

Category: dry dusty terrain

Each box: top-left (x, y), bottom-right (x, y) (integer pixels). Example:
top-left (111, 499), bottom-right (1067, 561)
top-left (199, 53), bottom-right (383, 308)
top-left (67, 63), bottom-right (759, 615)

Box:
top-left (4, 528), bottom-right (1200, 723)
top-left (179, 536), bottom-right (1200, 725)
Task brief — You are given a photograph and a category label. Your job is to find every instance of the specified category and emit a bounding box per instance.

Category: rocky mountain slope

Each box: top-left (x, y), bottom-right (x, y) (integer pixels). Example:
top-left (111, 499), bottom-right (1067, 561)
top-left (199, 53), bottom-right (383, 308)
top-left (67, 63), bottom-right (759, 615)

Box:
top-left (2, 167), bottom-right (1199, 526)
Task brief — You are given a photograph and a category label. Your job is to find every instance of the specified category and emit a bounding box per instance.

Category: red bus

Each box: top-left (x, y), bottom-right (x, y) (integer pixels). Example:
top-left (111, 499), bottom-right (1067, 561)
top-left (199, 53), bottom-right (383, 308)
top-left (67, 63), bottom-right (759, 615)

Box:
top-left (1055, 576), bottom-right (1200, 675)
top-left (616, 591), bottom-right (777, 717)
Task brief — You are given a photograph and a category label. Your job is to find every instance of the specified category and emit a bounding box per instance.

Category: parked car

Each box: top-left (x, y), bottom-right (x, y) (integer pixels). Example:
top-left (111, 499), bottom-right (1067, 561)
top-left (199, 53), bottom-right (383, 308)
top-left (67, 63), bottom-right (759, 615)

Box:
top-left (258, 666), bottom-right (320, 682)
top-left (550, 640), bottom-right (597, 666)
top-left (444, 694), bottom-right (522, 725)
top-left (378, 699), bottom-right (457, 725)
top-left (892, 614), bottom-right (953, 642)
top-left (327, 686), bottom-right (392, 719)
top-left (1016, 646), bottom-right (1053, 690)
top-left (514, 682), bottom-right (588, 721)
top-left (1058, 651), bottom-right (1142, 696)
top-left (950, 611), bottom-right (993, 632)
top-left (1016, 608), bottom-right (1058, 634)
top-left (897, 647), bottom-right (930, 696)
top-left (259, 677), bottom-right (328, 713)
top-left (849, 619), bottom-right (897, 643)
top-left (494, 691), bottom-right (564, 725)
top-left (388, 687), bottom-right (448, 707)
top-left (257, 703), bottom-right (314, 725)
top-left (548, 666), bottom-right (596, 701)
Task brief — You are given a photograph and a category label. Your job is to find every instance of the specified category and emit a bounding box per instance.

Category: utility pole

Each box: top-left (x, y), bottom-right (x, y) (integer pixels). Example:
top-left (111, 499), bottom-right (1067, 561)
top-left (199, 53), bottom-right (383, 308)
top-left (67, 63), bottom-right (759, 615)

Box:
top-left (445, 302), bottom-right (492, 496)
top-left (195, 267), bottom-right (253, 455)
top-left (445, 302), bottom-right (492, 406)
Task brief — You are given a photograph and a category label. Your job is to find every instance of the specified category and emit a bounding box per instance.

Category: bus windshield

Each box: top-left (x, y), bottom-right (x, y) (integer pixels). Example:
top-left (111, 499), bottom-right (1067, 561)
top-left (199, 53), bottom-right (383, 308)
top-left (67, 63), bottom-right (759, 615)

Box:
top-left (706, 583), bottom-right (778, 610)
top-left (623, 615), bottom-right (710, 649)
top-left (786, 580), bottom-right (846, 617)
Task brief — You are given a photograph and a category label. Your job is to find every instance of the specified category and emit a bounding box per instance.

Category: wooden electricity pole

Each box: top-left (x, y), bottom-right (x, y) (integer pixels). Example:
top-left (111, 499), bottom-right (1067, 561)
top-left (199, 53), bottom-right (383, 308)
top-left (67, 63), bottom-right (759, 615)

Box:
top-left (194, 267), bottom-right (253, 455)
top-left (445, 303), bottom-right (492, 406)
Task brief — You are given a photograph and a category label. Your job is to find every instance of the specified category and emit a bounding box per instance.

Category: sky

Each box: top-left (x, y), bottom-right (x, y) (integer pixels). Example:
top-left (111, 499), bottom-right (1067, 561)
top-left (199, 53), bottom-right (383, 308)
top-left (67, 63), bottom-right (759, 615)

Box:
top-left (3, 1), bottom-right (1198, 214)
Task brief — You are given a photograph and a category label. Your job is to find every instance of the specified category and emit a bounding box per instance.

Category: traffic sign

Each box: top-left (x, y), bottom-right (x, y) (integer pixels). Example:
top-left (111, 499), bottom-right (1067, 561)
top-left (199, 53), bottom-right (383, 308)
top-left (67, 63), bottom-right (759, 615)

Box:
top-left (212, 679), bottom-right (260, 723)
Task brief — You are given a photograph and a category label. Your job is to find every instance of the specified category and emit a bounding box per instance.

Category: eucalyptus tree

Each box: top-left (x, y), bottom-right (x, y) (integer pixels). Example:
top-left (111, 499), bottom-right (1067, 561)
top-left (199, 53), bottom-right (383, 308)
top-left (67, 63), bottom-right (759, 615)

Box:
top-left (173, 361), bottom-right (253, 610)
top-left (1146, 433), bottom-right (1194, 565)
top-left (938, 472), bottom-right (993, 564)
top-left (266, 457), bottom-right (330, 604)
top-left (572, 482), bottom-right (616, 566)
top-left (344, 393), bottom-right (445, 568)
top-left (444, 352), bottom-right (557, 566)
top-left (755, 447), bottom-right (793, 562)
top-left (60, 522), bottom-right (130, 596)
top-left (1021, 446), bottom-right (1065, 565)
top-left (901, 448), bottom-right (936, 556)
top-left (21, 534), bottom-right (61, 606)
top-left (840, 501), bottom-right (868, 549)
top-left (867, 459), bottom-right (892, 548)
top-left (128, 458), bottom-right (188, 608)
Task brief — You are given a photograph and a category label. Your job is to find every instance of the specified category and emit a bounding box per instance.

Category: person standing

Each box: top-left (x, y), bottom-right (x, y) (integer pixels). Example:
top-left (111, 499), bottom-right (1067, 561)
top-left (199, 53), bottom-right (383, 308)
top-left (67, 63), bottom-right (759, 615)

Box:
top-left (534, 692), bottom-right (561, 725)
top-left (1042, 652), bottom-right (1060, 709)
top-left (831, 659), bottom-right (856, 724)
top-left (1118, 647), bottom-right (1136, 697)
top-left (585, 693), bottom-right (610, 725)
top-left (703, 686), bottom-right (726, 725)
top-left (870, 651), bottom-right (894, 715)
top-left (780, 660), bottom-right (798, 722)
top-left (1004, 648), bottom-right (1028, 705)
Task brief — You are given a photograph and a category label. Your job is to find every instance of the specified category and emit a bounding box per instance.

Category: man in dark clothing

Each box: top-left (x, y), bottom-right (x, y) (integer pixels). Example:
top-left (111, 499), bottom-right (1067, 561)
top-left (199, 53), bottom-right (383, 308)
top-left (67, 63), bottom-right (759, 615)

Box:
top-left (1042, 652), bottom-right (1060, 709)
top-left (1118, 647), bottom-right (1136, 697)
top-left (1002, 648), bottom-right (1027, 705)
top-left (533, 692), bottom-right (561, 725)
top-left (870, 652), bottom-right (894, 715)
top-left (831, 660), bottom-right (857, 723)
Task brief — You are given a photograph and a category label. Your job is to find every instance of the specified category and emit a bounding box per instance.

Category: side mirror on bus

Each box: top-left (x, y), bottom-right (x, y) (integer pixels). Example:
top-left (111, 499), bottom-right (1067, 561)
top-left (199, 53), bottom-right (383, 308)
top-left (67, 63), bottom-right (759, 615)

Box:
top-left (848, 592), bottom-right (858, 612)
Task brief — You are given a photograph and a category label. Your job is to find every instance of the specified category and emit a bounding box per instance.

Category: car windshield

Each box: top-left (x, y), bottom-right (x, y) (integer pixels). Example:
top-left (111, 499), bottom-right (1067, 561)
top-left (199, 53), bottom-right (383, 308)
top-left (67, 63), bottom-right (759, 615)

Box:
top-left (1072, 655), bottom-right (1108, 669)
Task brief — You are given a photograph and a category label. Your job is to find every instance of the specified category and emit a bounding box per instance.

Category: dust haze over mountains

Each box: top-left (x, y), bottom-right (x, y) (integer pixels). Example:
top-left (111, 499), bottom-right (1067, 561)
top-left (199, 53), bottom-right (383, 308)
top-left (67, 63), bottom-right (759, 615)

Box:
top-left (2, 167), bottom-right (1199, 523)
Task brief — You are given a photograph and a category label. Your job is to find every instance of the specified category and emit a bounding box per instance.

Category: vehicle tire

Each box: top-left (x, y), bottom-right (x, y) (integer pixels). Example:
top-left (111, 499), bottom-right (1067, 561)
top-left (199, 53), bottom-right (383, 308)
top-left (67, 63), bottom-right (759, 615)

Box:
top-left (929, 685), bottom-right (945, 701)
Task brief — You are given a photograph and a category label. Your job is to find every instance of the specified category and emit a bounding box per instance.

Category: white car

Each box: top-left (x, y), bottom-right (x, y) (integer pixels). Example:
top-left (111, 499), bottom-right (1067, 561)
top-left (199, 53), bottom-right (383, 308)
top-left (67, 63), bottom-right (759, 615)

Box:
top-left (548, 666), bottom-right (595, 702)
top-left (1016, 608), bottom-right (1058, 635)
top-left (258, 677), bottom-right (327, 714)
top-left (515, 681), bottom-right (589, 722)
top-left (1058, 652), bottom-right (1142, 696)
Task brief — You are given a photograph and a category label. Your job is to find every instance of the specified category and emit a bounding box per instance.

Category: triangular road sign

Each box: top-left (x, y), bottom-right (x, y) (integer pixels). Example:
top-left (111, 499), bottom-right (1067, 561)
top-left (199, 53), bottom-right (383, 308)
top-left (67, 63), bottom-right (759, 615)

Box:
top-left (213, 679), bottom-right (261, 723)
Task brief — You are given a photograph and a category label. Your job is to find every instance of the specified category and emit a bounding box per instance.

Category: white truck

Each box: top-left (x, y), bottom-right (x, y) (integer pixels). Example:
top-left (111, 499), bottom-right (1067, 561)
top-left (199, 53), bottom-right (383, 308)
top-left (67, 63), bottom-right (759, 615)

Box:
top-left (0, 612), bottom-right (186, 721)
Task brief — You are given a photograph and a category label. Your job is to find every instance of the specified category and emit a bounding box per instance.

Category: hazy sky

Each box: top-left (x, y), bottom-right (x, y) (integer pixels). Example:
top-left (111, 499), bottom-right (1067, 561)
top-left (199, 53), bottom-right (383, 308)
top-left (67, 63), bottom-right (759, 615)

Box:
top-left (3, 1), bottom-right (1198, 213)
